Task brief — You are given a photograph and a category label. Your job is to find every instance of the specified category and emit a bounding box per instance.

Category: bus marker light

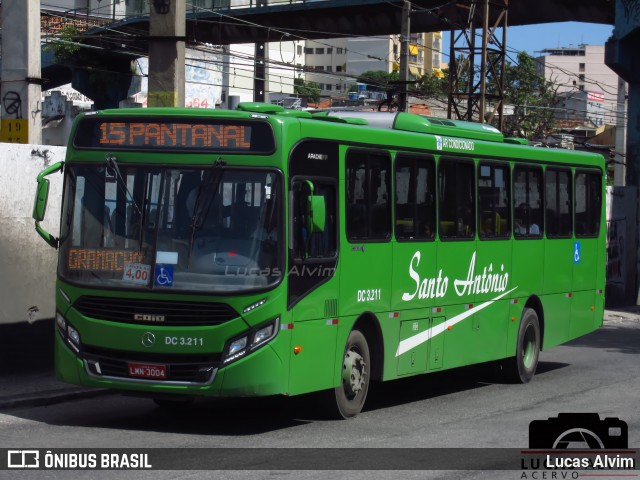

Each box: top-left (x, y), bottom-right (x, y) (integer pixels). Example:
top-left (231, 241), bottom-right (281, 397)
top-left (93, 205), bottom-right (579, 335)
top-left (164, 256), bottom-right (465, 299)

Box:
top-left (566, 293), bottom-right (573, 298)
top-left (511, 317), bottom-right (516, 322)
top-left (294, 346), bottom-right (302, 355)
top-left (510, 299), bottom-right (518, 304)
top-left (591, 306), bottom-right (595, 311)
top-left (466, 304), bottom-right (473, 310)
top-left (326, 319), bottom-right (338, 325)
top-left (280, 323), bottom-right (294, 330)
top-left (432, 307), bottom-right (442, 313)
top-left (388, 312), bottom-right (399, 318)
top-left (596, 289), bottom-right (603, 294)
top-left (447, 325), bottom-right (452, 331)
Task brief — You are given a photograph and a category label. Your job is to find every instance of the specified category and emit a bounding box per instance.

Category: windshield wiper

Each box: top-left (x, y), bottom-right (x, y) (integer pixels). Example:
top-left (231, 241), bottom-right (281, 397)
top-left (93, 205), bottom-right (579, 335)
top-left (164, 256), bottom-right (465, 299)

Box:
top-left (187, 157), bottom-right (227, 267)
top-left (105, 155), bottom-right (141, 216)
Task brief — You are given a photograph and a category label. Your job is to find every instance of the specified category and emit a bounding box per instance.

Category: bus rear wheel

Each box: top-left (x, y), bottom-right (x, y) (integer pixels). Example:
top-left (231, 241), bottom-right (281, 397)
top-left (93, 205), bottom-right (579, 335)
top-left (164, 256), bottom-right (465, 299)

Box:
top-left (334, 329), bottom-right (370, 419)
top-left (503, 308), bottom-right (540, 383)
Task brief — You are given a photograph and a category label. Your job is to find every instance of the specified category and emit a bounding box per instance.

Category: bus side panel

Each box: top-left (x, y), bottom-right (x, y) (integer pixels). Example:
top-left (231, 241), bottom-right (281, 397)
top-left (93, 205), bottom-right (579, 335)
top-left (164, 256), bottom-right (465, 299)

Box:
top-left (570, 237), bottom-right (598, 339)
top-left (512, 240), bottom-right (545, 299)
top-left (540, 293), bottom-right (572, 349)
top-left (391, 241), bottom-right (438, 378)
top-left (542, 238), bottom-right (573, 346)
top-left (288, 316), bottom-right (338, 395)
top-left (475, 238), bottom-right (512, 364)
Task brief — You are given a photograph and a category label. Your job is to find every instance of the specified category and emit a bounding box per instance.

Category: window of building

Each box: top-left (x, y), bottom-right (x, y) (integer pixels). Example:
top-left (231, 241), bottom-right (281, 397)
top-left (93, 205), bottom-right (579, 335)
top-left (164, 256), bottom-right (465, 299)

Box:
top-left (346, 149), bottom-right (392, 241)
top-left (579, 63), bottom-right (585, 72)
top-left (575, 170), bottom-right (601, 237)
top-left (325, 84), bottom-right (332, 91)
top-left (304, 47), bottom-right (313, 54)
top-left (326, 66), bottom-right (332, 72)
top-left (297, 45), bottom-right (302, 55)
top-left (545, 168), bottom-right (572, 238)
top-left (327, 48), bottom-right (333, 54)
top-left (336, 65), bottom-right (343, 72)
top-left (336, 48), bottom-right (344, 54)
top-left (478, 162), bottom-right (510, 239)
top-left (513, 166), bottom-right (543, 238)
top-left (394, 154), bottom-right (436, 241)
top-left (438, 158), bottom-right (475, 240)
top-left (316, 48), bottom-right (324, 54)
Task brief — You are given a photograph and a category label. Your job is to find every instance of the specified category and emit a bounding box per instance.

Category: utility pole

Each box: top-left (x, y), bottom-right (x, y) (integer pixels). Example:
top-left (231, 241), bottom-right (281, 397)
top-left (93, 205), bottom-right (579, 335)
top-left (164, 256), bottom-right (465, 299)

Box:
top-left (148, 0), bottom-right (186, 107)
top-left (398, 0), bottom-right (411, 112)
top-left (0, 0), bottom-right (42, 144)
top-left (254, 42), bottom-right (267, 103)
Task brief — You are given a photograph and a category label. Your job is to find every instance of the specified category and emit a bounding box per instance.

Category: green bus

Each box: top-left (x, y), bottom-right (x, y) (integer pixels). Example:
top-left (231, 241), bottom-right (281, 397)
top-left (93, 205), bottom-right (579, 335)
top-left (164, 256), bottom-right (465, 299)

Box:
top-left (34, 103), bottom-right (605, 418)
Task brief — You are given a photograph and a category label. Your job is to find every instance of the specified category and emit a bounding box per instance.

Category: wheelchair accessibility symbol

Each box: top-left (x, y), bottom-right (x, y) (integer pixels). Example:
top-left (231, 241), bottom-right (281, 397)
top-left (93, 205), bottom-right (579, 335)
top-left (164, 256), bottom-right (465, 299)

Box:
top-left (573, 241), bottom-right (581, 264)
top-left (155, 265), bottom-right (174, 287)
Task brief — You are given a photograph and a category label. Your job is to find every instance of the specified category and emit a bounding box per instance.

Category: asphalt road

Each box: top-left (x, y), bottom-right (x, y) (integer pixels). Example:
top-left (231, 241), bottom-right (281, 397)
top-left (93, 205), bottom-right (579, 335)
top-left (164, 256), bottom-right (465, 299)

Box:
top-left (1, 315), bottom-right (639, 480)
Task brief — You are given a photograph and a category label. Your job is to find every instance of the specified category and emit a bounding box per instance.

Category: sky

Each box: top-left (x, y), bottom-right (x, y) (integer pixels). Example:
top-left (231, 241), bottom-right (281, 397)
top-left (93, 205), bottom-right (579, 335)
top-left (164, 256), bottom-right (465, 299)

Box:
top-left (442, 21), bottom-right (614, 62)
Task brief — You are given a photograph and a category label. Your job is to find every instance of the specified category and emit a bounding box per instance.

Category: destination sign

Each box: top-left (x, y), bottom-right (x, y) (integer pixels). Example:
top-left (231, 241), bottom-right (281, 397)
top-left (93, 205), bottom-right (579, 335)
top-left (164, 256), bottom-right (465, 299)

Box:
top-left (73, 117), bottom-right (275, 153)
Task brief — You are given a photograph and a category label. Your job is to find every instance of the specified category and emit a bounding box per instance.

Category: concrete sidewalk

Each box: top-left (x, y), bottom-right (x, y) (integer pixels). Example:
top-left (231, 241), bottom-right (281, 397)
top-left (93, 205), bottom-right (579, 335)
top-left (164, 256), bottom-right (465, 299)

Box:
top-left (1, 308), bottom-right (639, 411)
top-left (0, 319), bottom-right (107, 410)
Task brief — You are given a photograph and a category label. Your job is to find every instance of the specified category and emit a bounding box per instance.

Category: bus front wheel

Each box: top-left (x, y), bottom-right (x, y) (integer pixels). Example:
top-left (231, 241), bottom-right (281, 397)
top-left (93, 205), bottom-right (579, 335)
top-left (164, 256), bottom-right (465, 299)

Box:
top-left (334, 329), bottom-right (370, 418)
top-left (503, 308), bottom-right (540, 384)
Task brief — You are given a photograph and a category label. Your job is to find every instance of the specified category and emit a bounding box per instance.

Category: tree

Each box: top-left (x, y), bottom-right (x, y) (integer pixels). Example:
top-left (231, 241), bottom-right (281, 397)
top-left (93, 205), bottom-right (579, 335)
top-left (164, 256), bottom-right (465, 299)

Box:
top-left (45, 24), bottom-right (81, 63)
top-left (294, 78), bottom-right (321, 104)
top-left (502, 52), bottom-right (558, 139)
top-left (356, 70), bottom-right (399, 92)
top-left (414, 68), bottom-right (449, 99)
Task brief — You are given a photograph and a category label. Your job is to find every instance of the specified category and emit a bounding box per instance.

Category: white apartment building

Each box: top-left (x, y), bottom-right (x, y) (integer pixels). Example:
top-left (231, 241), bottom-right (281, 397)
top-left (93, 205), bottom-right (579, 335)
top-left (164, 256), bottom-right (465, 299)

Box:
top-left (535, 45), bottom-right (620, 125)
top-left (304, 32), bottom-right (443, 97)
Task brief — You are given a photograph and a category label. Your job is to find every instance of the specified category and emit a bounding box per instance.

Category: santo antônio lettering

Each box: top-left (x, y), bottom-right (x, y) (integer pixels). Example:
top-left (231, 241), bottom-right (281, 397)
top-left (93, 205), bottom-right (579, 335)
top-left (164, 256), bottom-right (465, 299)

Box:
top-left (401, 251), bottom-right (509, 301)
top-left (98, 122), bottom-right (252, 149)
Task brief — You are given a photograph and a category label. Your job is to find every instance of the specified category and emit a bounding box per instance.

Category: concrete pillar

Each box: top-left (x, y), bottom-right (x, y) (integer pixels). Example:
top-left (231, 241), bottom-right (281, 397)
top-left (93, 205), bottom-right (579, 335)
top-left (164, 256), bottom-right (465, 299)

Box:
top-left (605, 0), bottom-right (640, 302)
top-left (0, 0), bottom-right (42, 144)
top-left (148, 0), bottom-right (186, 107)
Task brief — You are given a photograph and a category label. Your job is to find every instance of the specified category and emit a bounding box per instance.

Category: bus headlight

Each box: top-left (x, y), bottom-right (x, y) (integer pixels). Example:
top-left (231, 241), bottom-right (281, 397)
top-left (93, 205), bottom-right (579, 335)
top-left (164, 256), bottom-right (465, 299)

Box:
top-left (228, 336), bottom-right (247, 356)
top-left (221, 317), bottom-right (280, 366)
top-left (55, 311), bottom-right (82, 355)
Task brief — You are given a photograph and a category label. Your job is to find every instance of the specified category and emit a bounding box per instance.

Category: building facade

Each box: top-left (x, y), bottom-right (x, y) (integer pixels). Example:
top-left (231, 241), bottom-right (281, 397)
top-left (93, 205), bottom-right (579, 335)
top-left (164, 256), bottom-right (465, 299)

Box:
top-left (535, 45), bottom-right (620, 125)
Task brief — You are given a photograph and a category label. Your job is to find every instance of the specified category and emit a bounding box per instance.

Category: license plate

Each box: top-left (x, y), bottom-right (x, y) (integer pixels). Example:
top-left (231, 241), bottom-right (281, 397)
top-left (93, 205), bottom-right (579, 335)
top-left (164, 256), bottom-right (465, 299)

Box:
top-left (128, 362), bottom-right (167, 379)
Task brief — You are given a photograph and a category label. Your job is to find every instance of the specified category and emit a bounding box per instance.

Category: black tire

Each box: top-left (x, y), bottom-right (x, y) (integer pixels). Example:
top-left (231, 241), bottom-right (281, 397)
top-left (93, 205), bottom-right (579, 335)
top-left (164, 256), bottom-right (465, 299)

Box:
top-left (502, 308), bottom-right (540, 383)
top-left (334, 329), bottom-right (370, 419)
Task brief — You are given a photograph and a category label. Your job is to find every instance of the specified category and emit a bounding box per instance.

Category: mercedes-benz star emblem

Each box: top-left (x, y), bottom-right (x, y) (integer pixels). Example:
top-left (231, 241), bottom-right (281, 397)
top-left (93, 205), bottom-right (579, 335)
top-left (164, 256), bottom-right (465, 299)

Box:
top-left (141, 332), bottom-right (156, 348)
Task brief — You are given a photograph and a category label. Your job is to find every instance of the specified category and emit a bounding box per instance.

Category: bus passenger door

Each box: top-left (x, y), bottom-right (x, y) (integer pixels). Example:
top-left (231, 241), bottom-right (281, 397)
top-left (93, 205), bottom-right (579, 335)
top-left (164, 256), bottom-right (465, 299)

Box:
top-left (287, 141), bottom-right (340, 395)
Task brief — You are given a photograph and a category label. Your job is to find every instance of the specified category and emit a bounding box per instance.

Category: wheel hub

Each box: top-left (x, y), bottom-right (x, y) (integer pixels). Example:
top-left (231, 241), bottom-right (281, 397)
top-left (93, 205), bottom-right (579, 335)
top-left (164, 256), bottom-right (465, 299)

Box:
top-left (342, 349), bottom-right (366, 398)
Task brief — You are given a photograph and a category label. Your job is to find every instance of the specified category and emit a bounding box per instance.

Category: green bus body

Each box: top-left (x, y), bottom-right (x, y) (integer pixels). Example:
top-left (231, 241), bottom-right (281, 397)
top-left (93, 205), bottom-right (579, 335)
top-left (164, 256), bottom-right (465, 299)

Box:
top-left (36, 104), bottom-right (606, 417)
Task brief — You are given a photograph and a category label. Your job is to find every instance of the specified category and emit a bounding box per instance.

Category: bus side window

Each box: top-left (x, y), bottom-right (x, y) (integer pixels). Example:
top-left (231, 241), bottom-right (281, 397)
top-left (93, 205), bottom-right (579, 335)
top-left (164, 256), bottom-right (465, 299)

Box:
top-left (292, 180), bottom-right (336, 259)
top-left (575, 170), bottom-right (601, 237)
top-left (346, 149), bottom-right (391, 242)
top-left (438, 158), bottom-right (475, 240)
top-left (545, 168), bottom-right (572, 238)
top-left (394, 153), bottom-right (436, 241)
top-left (513, 166), bottom-right (543, 238)
top-left (478, 162), bottom-right (510, 239)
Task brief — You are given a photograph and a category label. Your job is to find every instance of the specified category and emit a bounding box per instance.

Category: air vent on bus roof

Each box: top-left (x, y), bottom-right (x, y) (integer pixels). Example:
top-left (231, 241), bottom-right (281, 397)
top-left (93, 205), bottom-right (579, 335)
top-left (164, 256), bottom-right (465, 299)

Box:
top-left (424, 117), bottom-right (456, 127)
top-left (393, 112), bottom-right (504, 143)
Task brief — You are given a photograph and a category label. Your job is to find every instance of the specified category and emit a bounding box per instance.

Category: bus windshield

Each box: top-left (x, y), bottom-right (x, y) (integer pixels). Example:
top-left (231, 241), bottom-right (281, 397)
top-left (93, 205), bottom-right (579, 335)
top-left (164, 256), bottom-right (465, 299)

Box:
top-left (58, 163), bottom-right (282, 293)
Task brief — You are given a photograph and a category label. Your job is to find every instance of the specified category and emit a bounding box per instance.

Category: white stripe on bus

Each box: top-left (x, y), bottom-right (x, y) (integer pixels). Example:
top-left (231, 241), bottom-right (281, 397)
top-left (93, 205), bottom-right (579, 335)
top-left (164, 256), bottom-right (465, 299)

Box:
top-left (395, 286), bottom-right (518, 357)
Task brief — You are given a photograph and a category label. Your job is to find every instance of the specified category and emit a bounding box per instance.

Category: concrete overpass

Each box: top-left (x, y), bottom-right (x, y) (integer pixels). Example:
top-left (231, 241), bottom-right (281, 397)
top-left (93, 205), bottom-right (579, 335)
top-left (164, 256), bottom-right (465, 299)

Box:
top-left (81, 0), bottom-right (614, 49)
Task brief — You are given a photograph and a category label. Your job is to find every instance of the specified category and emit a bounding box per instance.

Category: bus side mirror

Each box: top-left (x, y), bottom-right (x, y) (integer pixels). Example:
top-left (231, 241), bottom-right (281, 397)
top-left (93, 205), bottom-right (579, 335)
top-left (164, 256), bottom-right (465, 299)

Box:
top-left (33, 161), bottom-right (63, 248)
top-left (305, 181), bottom-right (326, 234)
